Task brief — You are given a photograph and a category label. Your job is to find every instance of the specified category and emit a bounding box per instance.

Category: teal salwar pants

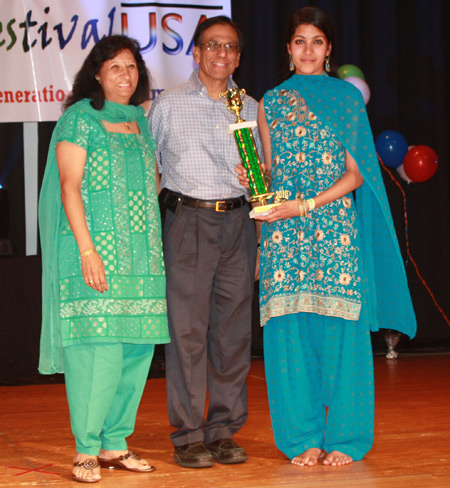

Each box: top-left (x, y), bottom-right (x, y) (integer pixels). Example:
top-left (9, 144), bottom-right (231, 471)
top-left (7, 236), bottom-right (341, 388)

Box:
top-left (63, 343), bottom-right (155, 455)
top-left (263, 313), bottom-right (374, 461)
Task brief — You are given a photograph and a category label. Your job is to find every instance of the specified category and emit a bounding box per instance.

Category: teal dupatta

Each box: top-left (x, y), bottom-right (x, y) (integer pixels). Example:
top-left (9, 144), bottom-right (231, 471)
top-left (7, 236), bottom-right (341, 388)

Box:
top-left (278, 75), bottom-right (416, 338)
top-left (38, 99), bottom-right (147, 374)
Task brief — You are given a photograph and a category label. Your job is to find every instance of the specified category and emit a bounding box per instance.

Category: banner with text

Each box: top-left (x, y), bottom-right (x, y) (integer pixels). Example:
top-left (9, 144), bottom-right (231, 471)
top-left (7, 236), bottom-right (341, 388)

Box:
top-left (0, 0), bottom-right (231, 122)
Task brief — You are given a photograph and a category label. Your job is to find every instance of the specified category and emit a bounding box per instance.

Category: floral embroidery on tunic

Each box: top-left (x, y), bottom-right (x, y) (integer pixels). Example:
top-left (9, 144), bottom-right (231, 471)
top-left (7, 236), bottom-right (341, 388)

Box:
top-left (260, 88), bottom-right (363, 326)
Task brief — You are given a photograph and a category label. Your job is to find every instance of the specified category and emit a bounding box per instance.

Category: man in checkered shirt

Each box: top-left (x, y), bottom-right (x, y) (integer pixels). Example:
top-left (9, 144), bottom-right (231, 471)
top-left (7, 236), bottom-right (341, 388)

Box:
top-left (150, 15), bottom-right (259, 469)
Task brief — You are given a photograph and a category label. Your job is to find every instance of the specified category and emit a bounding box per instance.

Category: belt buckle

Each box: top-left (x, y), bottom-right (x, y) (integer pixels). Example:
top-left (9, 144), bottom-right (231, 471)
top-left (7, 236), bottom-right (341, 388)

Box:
top-left (215, 201), bottom-right (226, 212)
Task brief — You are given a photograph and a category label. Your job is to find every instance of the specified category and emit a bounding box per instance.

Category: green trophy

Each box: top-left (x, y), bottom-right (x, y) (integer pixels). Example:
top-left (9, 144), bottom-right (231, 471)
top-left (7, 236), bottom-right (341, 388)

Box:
top-left (219, 88), bottom-right (283, 218)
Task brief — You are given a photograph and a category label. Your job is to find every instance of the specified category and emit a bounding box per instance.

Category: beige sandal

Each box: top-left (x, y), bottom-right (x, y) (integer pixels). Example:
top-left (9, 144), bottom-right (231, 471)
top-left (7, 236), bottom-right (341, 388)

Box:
top-left (72, 458), bottom-right (101, 483)
top-left (98, 450), bottom-right (155, 473)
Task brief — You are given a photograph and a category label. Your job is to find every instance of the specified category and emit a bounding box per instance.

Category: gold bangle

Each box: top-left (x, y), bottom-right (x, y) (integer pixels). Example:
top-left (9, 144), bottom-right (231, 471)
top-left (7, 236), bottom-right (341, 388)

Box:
top-left (80, 248), bottom-right (95, 259)
top-left (297, 198), bottom-right (305, 217)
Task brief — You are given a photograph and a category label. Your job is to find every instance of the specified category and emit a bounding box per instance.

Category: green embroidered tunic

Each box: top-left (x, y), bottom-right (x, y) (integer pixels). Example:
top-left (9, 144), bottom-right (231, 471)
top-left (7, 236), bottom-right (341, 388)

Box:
top-left (39, 100), bottom-right (169, 374)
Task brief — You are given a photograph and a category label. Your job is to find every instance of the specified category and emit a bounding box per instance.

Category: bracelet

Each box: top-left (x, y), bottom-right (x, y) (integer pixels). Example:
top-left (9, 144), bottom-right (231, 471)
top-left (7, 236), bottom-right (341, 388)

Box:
top-left (306, 198), bottom-right (315, 211)
top-left (80, 248), bottom-right (95, 259)
top-left (297, 198), bottom-right (305, 217)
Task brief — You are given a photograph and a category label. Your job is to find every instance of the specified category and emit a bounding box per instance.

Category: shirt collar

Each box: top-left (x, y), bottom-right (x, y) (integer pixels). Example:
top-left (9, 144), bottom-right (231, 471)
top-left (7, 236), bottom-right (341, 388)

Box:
top-left (187, 69), bottom-right (238, 95)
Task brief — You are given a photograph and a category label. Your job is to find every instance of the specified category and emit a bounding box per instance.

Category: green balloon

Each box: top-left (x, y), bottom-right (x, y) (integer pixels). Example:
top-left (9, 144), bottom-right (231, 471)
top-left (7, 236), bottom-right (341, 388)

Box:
top-left (337, 64), bottom-right (365, 81)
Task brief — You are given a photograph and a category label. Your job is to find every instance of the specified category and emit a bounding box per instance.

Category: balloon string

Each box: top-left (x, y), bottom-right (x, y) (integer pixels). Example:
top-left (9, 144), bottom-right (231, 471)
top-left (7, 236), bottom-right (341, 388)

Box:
top-left (377, 154), bottom-right (450, 328)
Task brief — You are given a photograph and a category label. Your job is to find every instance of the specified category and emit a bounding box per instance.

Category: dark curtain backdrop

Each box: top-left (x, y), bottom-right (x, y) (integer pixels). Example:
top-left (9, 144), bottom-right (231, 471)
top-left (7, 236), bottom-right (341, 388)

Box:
top-left (1, 0), bottom-right (450, 384)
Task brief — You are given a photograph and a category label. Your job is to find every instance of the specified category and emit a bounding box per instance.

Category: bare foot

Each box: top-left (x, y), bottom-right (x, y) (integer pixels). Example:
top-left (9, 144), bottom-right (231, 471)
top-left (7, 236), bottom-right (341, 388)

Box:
top-left (323, 450), bottom-right (353, 466)
top-left (72, 453), bottom-right (101, 482)
top-left (98, 449), bottom-right (153, 472)
top-left (290, 448), bottom-right (324, 467)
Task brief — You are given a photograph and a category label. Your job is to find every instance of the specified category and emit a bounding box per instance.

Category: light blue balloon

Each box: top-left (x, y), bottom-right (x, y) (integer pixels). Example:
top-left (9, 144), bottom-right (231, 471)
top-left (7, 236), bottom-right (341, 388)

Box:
top-left (375, 130), bottom-right (408, 168)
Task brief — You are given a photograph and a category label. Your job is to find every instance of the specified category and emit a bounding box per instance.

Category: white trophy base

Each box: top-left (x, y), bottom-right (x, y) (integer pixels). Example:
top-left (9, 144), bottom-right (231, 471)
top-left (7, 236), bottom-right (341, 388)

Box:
top-left (249, 203), bottom-right (282, 219)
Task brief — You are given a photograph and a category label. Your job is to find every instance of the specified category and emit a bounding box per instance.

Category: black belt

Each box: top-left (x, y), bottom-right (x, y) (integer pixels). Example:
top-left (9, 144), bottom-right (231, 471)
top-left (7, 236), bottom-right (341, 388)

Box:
top-left (159, 188), bottom-right (248, 213)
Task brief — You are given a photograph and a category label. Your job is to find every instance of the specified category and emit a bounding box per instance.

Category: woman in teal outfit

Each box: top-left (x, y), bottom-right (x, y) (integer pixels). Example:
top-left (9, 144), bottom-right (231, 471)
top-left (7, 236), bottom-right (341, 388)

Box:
top-left (240, 7), bottom-right (416, 467)
top-left (39, 36), bottom-right (169, 482)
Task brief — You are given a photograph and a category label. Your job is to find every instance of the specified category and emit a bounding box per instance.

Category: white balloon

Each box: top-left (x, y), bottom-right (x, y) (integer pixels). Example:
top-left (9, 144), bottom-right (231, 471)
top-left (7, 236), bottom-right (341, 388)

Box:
top-left (344, 76), bottom-right (371, 105)
top-left (396, 163), bottom-right (413, 184)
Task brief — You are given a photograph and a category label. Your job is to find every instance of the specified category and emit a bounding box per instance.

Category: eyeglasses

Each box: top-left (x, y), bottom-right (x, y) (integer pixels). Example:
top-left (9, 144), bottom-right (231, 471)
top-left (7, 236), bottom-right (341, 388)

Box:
top-left (202, 41), bottom-right (240, 53)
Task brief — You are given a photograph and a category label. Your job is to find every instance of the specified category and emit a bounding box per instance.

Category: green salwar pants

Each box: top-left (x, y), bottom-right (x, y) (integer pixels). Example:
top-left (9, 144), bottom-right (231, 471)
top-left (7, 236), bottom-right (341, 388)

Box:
top-left (63, 343), bottom-right (155, 455)
top-left (264, 312), bottom-right (374, 461)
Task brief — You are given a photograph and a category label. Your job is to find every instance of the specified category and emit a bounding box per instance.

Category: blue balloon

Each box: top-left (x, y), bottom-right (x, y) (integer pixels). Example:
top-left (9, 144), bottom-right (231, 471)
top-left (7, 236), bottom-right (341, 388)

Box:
top-left (375, 130), bottom-right (408, 168)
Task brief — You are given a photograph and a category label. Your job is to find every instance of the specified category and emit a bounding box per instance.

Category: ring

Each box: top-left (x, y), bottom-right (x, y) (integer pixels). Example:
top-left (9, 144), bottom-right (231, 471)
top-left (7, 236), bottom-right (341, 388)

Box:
top-left (88, 280), bottom-right (94, 284)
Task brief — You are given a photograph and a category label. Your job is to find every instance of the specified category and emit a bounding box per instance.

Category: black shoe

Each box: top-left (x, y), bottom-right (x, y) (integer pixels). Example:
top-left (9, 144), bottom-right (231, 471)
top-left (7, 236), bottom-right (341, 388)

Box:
top-left (173, 441), bottom-right (214, 468)
top-left (206, 438), bottom-right (248, 465)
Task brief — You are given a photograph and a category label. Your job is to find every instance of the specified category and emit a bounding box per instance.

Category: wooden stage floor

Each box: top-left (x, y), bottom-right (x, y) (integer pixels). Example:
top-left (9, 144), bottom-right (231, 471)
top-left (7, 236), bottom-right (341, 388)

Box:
top-left (1, 354), bottom-right (449, 487)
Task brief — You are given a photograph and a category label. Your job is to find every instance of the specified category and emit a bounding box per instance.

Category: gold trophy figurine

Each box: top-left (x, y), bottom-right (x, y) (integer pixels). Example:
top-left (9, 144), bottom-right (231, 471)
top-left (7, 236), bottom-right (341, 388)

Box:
top-left (219, 88), bottom-right (285, 217)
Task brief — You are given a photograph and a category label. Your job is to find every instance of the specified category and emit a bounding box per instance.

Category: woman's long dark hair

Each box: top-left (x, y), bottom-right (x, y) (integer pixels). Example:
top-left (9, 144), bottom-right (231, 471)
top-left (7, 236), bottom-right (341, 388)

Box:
top-left (64, 35), bottom-right (150, 110)
top-left (284, 7), bottom-right (336, 78)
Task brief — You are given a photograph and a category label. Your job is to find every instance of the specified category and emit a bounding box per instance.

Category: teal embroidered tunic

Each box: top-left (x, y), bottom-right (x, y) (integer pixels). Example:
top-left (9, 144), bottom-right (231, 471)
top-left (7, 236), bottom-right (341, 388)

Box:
top-left (260, 75), bottom-right (416, 338)
top-left (39, 100), bottom-right (169, 374)
top-left (260, 90), bottom-right (363, 324)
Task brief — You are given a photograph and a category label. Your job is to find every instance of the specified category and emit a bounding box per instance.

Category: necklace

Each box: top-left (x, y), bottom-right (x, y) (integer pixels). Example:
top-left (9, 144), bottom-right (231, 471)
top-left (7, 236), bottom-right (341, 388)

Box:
top-left (124, 121), bottom-right (131, 130)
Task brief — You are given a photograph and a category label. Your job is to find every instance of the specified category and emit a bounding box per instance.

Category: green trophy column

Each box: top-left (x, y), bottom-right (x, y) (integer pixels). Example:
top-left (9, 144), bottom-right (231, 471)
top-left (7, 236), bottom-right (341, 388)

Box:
top-left (234, 128), bottom-right (269, 197)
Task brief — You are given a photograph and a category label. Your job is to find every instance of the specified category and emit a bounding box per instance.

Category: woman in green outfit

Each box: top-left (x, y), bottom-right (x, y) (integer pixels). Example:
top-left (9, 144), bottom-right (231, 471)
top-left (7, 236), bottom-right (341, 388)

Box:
top-left (38, 35), bottom-right (169, 483)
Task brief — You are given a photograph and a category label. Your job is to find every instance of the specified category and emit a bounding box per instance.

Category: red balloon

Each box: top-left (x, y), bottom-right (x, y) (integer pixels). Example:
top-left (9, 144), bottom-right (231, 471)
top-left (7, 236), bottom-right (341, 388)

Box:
top-left (403, 145), bottom-right (438, 183)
